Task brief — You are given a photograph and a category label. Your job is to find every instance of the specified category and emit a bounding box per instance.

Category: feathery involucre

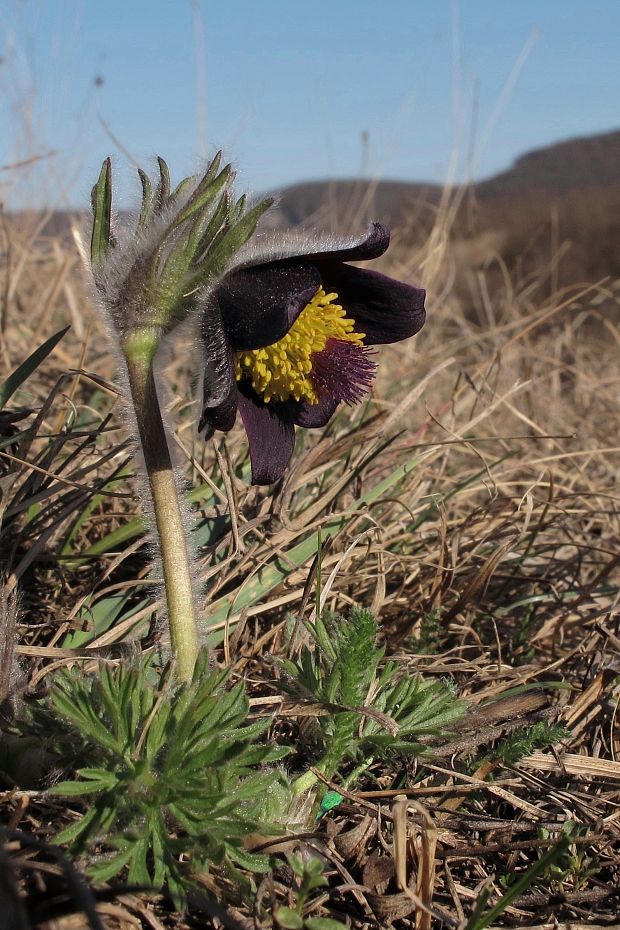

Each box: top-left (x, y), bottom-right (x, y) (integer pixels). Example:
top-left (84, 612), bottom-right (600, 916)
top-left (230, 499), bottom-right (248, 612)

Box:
top-left (90, 154), bottom-right (272, 340)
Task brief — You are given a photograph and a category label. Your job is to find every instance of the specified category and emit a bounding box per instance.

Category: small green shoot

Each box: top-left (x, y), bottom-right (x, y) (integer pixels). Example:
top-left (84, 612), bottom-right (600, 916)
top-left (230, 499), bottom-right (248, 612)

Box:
top-left (531, 822), bottom-right (599, 892)
top-left (274, 854), bottom-right (347, 930)
top-left (482, 720), bottom-right (571, 768)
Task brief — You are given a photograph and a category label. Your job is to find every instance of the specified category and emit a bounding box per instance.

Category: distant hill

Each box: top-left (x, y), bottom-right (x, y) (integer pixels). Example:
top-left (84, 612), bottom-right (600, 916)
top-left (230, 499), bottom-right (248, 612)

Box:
top-left (271, 128), bottom-right (620, 288)
top-left (268, 179), bottom-right (442, 229)
top-left (477, 128), bottom-right (620, 197)
top-left (272, 128), bottom-right (620, 228)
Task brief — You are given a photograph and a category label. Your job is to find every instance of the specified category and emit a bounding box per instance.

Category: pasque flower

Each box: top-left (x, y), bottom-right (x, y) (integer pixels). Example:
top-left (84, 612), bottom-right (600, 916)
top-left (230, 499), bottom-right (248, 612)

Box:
top-left (89, 153), bottom-right (425, 682)
top-left (198, 222), bottom-right (426, 484)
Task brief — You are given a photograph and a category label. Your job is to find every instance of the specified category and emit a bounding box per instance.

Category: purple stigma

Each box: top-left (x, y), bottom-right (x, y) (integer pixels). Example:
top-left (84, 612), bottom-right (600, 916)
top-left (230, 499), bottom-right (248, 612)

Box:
top-left (310, 338), bottom-right (377, 406)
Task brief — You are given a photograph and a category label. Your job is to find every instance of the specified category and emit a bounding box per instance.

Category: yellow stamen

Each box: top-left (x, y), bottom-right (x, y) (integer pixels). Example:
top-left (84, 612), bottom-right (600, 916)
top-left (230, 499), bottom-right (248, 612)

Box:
top-left (235, 288), bottom-right (365, 404)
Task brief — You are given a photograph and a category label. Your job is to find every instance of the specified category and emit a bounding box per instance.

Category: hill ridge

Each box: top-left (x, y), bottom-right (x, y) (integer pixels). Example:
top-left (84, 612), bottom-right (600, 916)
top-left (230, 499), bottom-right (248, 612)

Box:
top-left (273, 127), bottom-right (620, 227)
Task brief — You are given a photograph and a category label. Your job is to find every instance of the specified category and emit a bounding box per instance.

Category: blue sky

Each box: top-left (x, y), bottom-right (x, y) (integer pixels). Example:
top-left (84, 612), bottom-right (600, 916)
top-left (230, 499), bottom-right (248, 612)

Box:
top-left (1, 0), bottom-right (619, 209)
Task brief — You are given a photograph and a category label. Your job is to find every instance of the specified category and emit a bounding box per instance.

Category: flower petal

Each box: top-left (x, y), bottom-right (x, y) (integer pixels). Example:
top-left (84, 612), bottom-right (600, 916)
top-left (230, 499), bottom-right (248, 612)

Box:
top-left (198, 302), bottom-right (238, 435)
top-left (304, 222), bottom-right (390, 263)
top-left (233, 222), bottom-right (390, 269)
top-left (294, 395), bottom-right (339, 428)
top-left (320, 264), bottom-right (426, 345)
top-left (237, 382), bottom-right (297, 484)
top-left (215, 262), bottom-right (320, 351)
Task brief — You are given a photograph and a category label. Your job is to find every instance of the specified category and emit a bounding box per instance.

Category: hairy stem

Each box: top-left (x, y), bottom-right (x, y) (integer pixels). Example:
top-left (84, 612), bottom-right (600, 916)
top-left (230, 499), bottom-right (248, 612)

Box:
top-left (122, 328), bottom-right (199, 682)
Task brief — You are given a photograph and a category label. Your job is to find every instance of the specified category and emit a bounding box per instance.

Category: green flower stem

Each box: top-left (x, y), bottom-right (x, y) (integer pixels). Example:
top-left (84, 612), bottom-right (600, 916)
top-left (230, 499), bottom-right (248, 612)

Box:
top-left (122, 328), bottom-right (199, 683)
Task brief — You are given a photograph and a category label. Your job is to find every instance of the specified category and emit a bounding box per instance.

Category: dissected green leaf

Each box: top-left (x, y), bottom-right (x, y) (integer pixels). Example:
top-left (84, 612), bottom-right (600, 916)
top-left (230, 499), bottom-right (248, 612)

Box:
top-left (203, 196), bottom-right (274, 278)
top-left (274, 907), bottom-right (304, 929)
top-left (89, 844), bottom-right (137, 883)
top-left (90, 157), bottom-right (112, 265)
top-left (286, 606), bottom-right (465, 789)
top-left (137, 168), bottom-right (154, 228)
top-left (173, 164), bottom-right (232, 228)
top-left (154, 156), bottom-right (171, 212)
top-left (53, 804), bottom-right (101, 846)
top-left (305, 919), bottom-right (349, 930)
top-left (43, 652), bottom-right (292, 904)
top-left (51, 778), bottom-right (111, 797)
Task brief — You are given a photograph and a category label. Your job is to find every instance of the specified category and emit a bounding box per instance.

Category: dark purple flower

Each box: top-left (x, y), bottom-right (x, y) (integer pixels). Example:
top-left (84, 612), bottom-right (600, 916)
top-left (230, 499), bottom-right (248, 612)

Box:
top-left (199, 223), bottom-right (425, 485)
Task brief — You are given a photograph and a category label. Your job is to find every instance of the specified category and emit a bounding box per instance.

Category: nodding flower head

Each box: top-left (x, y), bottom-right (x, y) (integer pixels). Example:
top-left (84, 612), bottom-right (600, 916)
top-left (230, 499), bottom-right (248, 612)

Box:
top-left (198, 222), bottom-right (426, 485)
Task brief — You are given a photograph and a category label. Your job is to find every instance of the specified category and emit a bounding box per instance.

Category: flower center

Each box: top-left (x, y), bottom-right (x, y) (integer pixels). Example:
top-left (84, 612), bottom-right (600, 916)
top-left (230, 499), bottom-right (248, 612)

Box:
top-left (235, 288), bottom-right (376, 405)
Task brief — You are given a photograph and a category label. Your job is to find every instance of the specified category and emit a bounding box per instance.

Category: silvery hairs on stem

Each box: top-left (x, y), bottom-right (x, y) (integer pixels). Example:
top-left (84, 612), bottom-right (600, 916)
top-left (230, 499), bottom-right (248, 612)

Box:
top-left (87, 154), bottom-right (272, 666)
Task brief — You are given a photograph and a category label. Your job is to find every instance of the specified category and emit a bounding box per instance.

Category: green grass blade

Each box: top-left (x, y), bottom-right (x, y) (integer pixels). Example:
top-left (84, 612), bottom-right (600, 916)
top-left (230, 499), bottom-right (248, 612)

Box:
top-left (0, 326), bottom-right (70, 410)
top-left (62, 591), bottom-right (151, 648)
top-left (206, 456), bottom-right (422, 641)
top-left (464, 837), bottom-right (570, 930)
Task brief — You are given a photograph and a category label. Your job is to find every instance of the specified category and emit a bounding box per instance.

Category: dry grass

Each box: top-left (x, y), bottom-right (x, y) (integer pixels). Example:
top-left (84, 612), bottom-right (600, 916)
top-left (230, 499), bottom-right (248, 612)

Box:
top-left (1, 182), bottom-right (619, 928)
